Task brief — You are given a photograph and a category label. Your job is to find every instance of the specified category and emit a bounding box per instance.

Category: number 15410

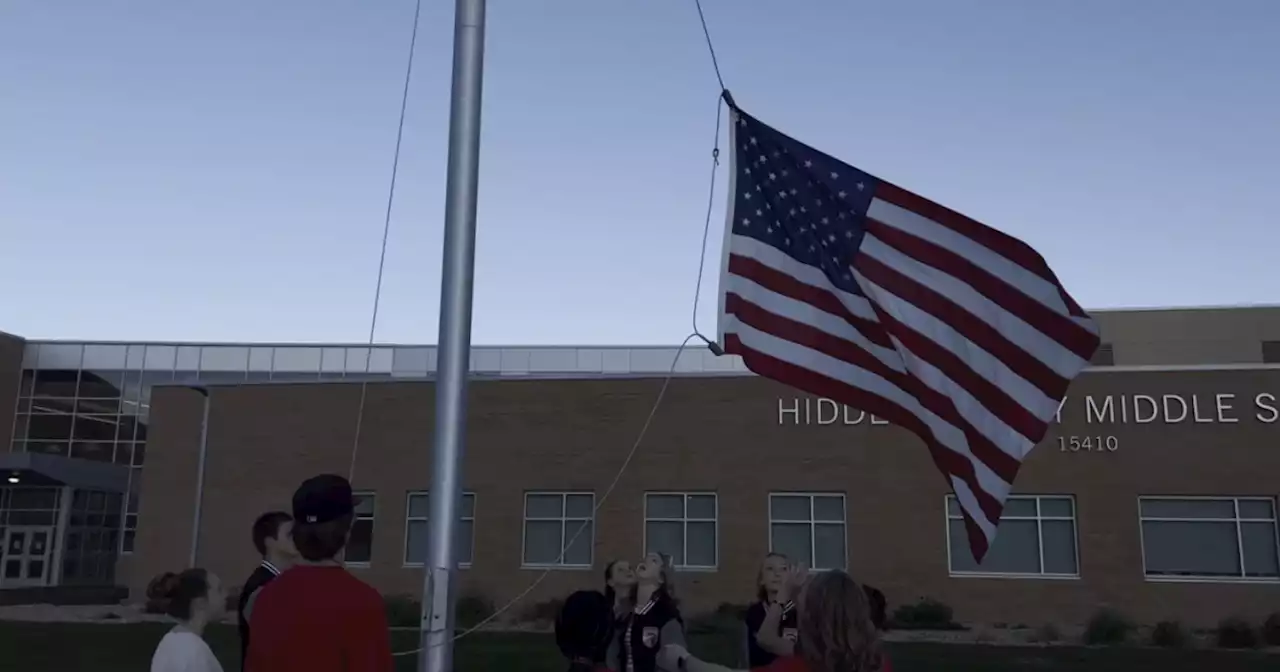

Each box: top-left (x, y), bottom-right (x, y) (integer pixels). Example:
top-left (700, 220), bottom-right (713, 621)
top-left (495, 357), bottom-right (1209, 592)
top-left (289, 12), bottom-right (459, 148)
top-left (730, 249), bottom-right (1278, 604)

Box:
top-left (1057, 435), bottom-right (1118, 452)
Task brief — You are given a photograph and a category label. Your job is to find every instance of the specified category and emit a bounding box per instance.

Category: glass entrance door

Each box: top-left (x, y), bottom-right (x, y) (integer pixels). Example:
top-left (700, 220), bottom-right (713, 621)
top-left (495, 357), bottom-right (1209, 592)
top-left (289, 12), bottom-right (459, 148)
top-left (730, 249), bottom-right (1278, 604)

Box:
top-left (1, 526), bottom-right (54, 588)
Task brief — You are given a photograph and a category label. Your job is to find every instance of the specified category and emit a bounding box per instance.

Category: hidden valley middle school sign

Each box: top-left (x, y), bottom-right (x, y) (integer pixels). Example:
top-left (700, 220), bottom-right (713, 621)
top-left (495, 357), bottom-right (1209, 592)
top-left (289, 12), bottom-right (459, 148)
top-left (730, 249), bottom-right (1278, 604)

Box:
top-left (777, 391), bottom-right (1280, 453)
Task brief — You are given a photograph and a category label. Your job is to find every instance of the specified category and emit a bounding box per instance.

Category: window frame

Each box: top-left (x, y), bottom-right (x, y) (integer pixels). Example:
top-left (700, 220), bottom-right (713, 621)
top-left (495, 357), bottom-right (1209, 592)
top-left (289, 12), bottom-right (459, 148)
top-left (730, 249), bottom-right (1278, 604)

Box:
top-left (642, 492), bottom-right (719, 571)
top-left (1137, 495), bottom-right (1280, 584)
top-left (944, 494), bottom-right (1081, 580)
top-left (402, 490), bottom-right (476, 569)
top-left (344, 490), bottom-right (377, 567)
top-left (521, 491), bottom-right (596, 570)
top-left (767, 492), bottom-right (848, 572)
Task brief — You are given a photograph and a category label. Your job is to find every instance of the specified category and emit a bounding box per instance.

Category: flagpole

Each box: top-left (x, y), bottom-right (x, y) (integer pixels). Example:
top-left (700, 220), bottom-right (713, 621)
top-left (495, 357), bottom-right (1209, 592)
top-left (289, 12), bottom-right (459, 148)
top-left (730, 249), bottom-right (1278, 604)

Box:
top-left (420, 0), bottom-right (486, 670)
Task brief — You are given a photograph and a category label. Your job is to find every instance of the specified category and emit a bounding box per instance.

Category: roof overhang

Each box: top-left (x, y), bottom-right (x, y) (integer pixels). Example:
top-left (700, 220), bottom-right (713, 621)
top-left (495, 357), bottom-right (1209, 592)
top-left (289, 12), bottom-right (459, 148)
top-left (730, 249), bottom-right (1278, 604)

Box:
top-left (0, 452), bottom-right (130, 492)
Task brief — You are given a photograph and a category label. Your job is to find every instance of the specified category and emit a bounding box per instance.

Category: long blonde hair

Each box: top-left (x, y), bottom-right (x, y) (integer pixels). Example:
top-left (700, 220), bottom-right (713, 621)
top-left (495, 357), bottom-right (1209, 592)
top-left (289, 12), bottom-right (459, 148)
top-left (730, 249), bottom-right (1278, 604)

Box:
top-left (795, 571), bottom-right (884, 672)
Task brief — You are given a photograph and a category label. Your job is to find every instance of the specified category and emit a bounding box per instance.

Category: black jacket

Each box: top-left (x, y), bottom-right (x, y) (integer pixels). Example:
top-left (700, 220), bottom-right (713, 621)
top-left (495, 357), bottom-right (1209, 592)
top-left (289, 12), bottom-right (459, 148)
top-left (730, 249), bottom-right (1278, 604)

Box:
top-left (237, 561), bottom-right (282, 668)
top-left (614, 594), bottom-right (685, 672)
top-left (745, 600), bottom-right (798, 667)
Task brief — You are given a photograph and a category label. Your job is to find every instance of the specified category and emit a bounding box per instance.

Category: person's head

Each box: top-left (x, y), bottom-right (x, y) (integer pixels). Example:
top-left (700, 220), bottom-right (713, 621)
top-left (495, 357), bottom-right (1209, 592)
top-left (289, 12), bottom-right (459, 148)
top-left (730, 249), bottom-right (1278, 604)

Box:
top-left (603, 559), bottom-right (635, 605)
top-left (555, 590), bottom-right (613, 667)
top-left (252, 511), bottom-right (297, 563)
top-left (795, 571), bottom-right (885, 672)
top-left (290, 474), bottom-right (356, 562)
top-left (634, 552), bottom-right (677, 604)
top-left (757, 552), bottom-right (789, 601)
top-left (145, 568), bottom-right (226, 624)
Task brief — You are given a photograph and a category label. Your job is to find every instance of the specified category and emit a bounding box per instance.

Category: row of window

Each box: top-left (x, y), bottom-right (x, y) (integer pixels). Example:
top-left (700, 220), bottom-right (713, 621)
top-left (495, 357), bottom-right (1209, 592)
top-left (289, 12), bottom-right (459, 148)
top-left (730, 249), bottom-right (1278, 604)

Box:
top-left (338, 492), bottom-right (1280, 582)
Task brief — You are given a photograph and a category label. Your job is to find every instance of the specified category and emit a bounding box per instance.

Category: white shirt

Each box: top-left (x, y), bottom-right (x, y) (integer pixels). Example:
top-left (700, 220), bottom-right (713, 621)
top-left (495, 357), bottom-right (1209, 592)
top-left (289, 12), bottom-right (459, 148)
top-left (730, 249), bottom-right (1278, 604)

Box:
top-left (150, 628), bottom-right (225, 672)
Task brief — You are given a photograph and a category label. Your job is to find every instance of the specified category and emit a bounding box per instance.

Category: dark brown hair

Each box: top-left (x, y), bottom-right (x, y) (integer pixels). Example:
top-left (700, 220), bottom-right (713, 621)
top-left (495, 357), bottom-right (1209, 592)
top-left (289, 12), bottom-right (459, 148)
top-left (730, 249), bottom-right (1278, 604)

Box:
top-left (795, 570), bottom-right (885, 672)
top-left (292, 513), bottom-right (352, 561)
top-left (252, 511), bottom-right (292, 556)
top-left (145, 569), bottom-right (211, 621)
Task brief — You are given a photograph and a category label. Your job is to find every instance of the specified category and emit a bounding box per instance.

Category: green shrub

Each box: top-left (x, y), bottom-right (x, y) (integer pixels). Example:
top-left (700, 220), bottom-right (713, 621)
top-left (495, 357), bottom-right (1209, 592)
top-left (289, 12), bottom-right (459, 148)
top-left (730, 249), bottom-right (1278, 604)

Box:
top-left (384, 594), bottom-right (422, 628)
top-left (1262, 612), bottom-right (1280, 646)
top-left (456, 593), bottom-right (496, 629)
top-left (1151, 620), bottom-right (1189, 648)
top-left (889, 598), bottom-right (960, 630)
top-left (1215, 617), bottom-right (1258, 649)
top-left (1082, 607), bottom-right (1134, 645)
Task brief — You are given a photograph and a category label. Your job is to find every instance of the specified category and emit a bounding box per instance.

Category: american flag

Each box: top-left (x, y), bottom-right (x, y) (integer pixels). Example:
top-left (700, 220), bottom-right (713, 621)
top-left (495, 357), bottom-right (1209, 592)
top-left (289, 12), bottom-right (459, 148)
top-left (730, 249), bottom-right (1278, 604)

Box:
top-left (717, 105), bottom-right (1100, 560)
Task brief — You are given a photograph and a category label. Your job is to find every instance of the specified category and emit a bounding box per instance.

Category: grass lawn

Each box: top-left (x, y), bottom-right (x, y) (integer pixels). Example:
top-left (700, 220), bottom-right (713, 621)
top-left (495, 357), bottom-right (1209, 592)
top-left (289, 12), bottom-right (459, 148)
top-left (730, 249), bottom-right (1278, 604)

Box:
top-left (0, 621), bottom-right (1276, 671)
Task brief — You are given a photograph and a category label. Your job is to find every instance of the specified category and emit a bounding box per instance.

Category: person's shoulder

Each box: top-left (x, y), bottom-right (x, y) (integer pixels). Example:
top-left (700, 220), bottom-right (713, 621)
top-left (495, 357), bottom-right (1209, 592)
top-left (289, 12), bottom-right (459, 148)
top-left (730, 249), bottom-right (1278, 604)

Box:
top-left (745, 601), bottom-right (766, 621)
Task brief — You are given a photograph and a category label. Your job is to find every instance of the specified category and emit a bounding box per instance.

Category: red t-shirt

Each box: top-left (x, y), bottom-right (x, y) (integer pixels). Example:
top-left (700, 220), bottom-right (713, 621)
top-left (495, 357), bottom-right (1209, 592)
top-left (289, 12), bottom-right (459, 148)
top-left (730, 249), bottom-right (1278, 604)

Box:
top-left (246, 565), bottom-right (393, 672)
top-left (758, 655), bottom-right (893, 672)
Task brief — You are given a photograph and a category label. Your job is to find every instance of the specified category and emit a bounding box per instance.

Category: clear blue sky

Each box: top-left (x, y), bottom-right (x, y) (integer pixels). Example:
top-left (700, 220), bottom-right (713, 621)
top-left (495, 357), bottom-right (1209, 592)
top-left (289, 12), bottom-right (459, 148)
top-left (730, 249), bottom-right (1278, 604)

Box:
top-left (2, 1), bottom-right (1276, 345)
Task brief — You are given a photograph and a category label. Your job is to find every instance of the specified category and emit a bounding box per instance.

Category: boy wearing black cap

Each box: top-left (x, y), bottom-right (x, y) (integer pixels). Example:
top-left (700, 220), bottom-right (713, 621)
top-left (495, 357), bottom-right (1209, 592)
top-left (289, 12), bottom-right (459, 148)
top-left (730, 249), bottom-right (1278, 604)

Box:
top-left (245, 475), bottom-right (393, 672)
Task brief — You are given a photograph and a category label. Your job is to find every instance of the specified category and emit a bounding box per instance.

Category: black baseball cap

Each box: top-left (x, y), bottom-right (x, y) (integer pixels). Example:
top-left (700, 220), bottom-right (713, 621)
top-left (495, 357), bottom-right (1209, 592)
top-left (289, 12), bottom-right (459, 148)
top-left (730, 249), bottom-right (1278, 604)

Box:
top-left (292, 474), bottom-right (356, 525)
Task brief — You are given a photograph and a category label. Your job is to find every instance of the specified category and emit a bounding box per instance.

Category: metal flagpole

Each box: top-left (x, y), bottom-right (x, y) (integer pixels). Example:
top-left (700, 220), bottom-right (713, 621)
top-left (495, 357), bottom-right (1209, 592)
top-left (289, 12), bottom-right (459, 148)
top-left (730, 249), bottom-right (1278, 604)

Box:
top-left (420, 0), bottom-right (487, 670)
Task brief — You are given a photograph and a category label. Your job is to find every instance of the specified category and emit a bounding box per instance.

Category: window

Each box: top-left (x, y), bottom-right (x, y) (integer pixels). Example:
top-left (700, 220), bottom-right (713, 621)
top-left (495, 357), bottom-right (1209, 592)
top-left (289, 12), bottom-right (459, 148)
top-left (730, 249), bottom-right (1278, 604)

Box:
top-left (946, 495), bottom-right (1079, 577)
top-left (644, 493), bottom-right (717, 569)
top-left (769, 493), bottom-right (846, 570)
top-left (345, 492), bottom-right (376, 565)
top-left (1139, 497), bottom-right (1280, 580)
top-left (403, 491), bottom-right (475, 567)
top-left (523, 492), bottom-right (594, 568)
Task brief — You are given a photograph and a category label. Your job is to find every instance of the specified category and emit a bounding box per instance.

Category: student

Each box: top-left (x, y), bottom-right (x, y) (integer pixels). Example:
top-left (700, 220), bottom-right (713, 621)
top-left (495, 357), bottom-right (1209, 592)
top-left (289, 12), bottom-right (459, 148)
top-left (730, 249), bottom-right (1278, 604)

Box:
top-left (863, 584), bottom-right (888, 632)
top-left (148, 568), bottom-right (227, 672)
top-left (613, 552), bottom-right (684, 672)
top-left (660, 570), bottom-right (891, 672)
top-left (246, 474), bottom-right (393, 672)
top-left (744, 553), bottom-right (798, 667)
top-left (603, 559), bottom-right (636, 618)
top-left (556, 590), bottom-right (618, 672)
top-left (237, 511), bottom-right (297, 668)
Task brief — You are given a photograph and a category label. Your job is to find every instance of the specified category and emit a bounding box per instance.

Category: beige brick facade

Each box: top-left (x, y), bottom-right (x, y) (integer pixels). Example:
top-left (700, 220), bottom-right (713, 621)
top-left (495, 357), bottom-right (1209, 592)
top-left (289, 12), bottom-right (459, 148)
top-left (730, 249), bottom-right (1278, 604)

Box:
top-left (128, 367), bottom-right (1280, 628)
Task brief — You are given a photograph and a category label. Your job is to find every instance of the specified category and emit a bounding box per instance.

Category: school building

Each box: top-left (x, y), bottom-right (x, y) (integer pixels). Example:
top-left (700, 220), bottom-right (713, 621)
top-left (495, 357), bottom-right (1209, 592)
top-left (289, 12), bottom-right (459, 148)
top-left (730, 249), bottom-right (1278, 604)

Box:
top-left (1, 305), bottom-right (1279, 627)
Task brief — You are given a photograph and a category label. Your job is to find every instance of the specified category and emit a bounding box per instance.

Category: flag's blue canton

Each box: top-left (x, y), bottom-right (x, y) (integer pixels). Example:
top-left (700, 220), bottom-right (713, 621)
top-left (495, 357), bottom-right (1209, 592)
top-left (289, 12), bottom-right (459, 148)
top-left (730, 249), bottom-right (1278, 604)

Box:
top-left (731, 110), bottom-right (881, 297)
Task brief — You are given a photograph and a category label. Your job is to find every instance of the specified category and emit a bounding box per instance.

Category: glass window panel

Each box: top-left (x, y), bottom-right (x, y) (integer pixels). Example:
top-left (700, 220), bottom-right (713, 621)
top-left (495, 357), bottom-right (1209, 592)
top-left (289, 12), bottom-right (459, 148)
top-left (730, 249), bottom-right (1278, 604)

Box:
top-left (813, 496), bottom-right (845, 522)
top-left (1140, 498), bottom-right (1236, 519)
top-left (199, 346), bottom-right (248, 372)
top-left (70, 442), bottom-right (114, 462)
top-left (1241, 522), bottom-right (1280, 577)
top-left (26, 414), bottom-right (73, 441)
top-left (523, 521), bottom-right (563, 565)
top-left (82, 344), bottom-right (127, 370)
top-left (143, 345), bottom-right (176, 371)
top-left (391, 347), bottom-right (431, 376)
top-left (76, 397), bottom-right (120, 414)
top-left (11, 487), bottom-right (59, 509)
top-left (36, 343), bottom-right (84, 370)
top-left (345, 348), bottom-right (371, 374)
top-left (271, 347), bottom-right (321, 375)
top-left (346, 520), bottom-right (373, 563)
top-left (950, 519), bottom-right (1040, 574)
top-left (1039, 497), bottom-right (1075, 518)
top-left (646, 495), bottom-right (685, 519)
top-left (813, 523), bottom-right (846, 570)
top-left (18, 369), bottom-right (34, 397)
top-left (1041, 520), bottom-right (1079, 574)
top-left (175, 346), bottom-right (201, 372)
top-left (29, 398), bottom-right (74, 415)
top-left (78, 369), bottom-right (124, 399)
top-left (113, 443), bottom-right (134, 466)
top-left (565, 494), bottom-right (594, 518)
top-left (11, 413), bottom-right (29, 440)
top-left (368, 348), bottom-right (394, 375)
top-left (687, 495), bottom-right (716, 520)
top-left (525, 495), bottom-right (564, 519)
top-left (27, 440), bottom-right (69, 457)
top-left (124, 345), bottom-right (145, 371)
top-left (686, 521), bottom-right (717, 567)
top-left (770, 496), bottom-right (812, 521)
top-left (405, 519), bottom-right (428, 564)
top-left (1239, 499), bottom-right (1276, 521)
top-left (771, 523), bottom-right (813, 566)
top-left (1142, 520), bottom-right (1241, 576)
top-left (114, 416), bottom-right (138, 443)
top-left (1003, 498), bottom-right (1038, 518)
top-left (321, 348), bottom-right (346, 373)
top-left (407, 493), bottom-right (430, 518)
top-left (32, 369), bottom-right (79, 398)
top-left (646, 521), bottom-right (684, 564)
top-left (354, 494), bottom-right (376, 517)
top-left (248, 347), bottom-right (274, 373)
top-left (122, 531), bottom-right (136, 554)
top-left (563, 520), bottom-right (593, 566)
top-left (457, 519), bottom-right (474, 565)
top-left (73, 415), bottom-right (119, 441)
